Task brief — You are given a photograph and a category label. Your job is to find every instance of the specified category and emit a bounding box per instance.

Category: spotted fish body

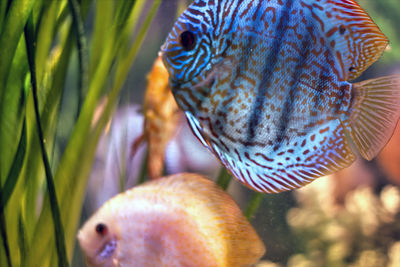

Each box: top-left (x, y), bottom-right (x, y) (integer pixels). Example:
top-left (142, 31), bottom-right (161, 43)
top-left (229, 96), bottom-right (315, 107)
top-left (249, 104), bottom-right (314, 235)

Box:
top-left (161, 0), bottom-right (400, 193)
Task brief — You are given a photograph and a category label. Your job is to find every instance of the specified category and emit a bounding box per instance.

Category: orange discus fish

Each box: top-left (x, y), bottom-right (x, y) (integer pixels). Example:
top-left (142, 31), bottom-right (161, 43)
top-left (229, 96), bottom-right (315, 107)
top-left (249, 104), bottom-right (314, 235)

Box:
top-left (131, 56), bottom-right (181, 180)
top-left (77, 173), bottom-right (266, 267)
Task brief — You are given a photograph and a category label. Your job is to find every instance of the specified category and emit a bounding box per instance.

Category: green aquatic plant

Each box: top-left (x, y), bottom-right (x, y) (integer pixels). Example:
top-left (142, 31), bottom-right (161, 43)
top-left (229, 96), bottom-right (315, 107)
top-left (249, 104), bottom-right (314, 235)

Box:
top-left (0, 0), bottom-right (160, 266)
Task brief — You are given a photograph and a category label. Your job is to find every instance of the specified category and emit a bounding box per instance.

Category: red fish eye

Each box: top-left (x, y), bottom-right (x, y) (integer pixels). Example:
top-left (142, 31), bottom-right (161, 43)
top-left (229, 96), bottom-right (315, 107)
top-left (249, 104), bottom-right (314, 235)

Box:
top-left (95, 223), bottom-right (108, 236)
top-left (179, 31), bottom-right (196, 51)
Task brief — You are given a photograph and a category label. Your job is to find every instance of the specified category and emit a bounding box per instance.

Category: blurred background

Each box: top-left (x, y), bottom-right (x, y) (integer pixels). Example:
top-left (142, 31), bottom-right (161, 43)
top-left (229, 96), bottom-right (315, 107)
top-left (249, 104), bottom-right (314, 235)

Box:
top-left (0, 0), bottom-right (399, 266)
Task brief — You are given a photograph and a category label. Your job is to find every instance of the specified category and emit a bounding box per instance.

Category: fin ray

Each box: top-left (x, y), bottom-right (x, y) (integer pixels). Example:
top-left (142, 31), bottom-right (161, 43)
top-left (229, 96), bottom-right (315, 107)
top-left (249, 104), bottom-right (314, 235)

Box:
top-left (305, 0), bottom-right (389, 80)
top-left (207, 121), bottom-right (355, 193)
top-left (344, 75), bottom-right (400, 160)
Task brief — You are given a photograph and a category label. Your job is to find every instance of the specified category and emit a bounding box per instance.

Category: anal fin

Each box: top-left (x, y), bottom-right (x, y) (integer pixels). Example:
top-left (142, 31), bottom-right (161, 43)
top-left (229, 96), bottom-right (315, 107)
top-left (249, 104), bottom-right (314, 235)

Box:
top-left (210, 121), bottom-right (356, 194)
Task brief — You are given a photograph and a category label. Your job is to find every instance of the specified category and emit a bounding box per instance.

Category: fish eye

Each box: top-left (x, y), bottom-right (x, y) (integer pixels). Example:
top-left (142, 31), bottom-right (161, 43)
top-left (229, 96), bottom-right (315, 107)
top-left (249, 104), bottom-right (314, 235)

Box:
top-left (95, 223), bottom-right (108, 236)
top-left (179, 30), bottom-right (196, 51)
top-left (339, 25), bottom-right (346, 35)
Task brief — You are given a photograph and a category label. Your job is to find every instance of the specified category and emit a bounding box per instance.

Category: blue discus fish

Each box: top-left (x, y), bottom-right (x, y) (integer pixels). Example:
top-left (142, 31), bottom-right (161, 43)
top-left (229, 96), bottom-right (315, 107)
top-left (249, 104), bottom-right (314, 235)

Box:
top-left (160, 0), bottom-right (400, 193)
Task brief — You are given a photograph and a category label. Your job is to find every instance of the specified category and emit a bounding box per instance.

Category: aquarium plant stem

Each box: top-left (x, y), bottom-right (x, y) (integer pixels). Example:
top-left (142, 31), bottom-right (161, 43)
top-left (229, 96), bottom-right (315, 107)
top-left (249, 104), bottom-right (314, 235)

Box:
top-left (216, 168), bottom-right (232, 190)
top-left (68, 0), bottom-right (88, 118)
top-left (245, 193), bottom-right (264, 220)
top-left (0, 189), bottom-right (12, 267)
top-left (138, 148), bottom-right (149, 185)
top-left (24, 17), bottom-right (69, 267)
top-left (1, 120), bottom-right (26, 210)
top-left (0, 119), bottom-right (26, 267)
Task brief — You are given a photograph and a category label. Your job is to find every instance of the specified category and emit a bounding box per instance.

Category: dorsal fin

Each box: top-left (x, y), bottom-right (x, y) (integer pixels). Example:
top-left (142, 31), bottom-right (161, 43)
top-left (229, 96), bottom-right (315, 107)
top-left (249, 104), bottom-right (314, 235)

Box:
top-left (303, 0), bottom-right (388, 80)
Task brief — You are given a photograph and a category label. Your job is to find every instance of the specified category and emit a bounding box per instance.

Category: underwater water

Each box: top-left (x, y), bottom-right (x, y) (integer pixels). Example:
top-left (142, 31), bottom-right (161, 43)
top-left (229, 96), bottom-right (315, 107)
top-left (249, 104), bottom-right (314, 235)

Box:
top-left (1, 0), bottom-right (400, 266)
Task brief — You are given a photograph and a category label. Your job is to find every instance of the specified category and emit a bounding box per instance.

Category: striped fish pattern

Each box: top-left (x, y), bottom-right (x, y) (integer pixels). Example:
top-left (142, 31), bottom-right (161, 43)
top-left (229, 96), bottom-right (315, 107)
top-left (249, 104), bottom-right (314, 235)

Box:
top-left (161, 0), bottom-right (400, 193)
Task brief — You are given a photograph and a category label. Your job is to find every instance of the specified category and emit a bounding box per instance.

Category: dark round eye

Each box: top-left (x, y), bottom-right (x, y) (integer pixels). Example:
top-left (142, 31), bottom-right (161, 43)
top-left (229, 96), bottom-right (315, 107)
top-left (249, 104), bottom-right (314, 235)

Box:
top-left (95, 223), bottom-right (107, 236)
top-left (179, 31), bottom-right (196, 51)
top-left (339, 25), bottom-right (346, 35)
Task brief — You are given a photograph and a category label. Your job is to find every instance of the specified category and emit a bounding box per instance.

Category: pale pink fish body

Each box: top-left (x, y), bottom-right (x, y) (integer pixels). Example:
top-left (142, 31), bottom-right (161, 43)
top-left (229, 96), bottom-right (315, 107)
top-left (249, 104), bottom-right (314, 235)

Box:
top-left (77, 173), bottom-right (265, 267)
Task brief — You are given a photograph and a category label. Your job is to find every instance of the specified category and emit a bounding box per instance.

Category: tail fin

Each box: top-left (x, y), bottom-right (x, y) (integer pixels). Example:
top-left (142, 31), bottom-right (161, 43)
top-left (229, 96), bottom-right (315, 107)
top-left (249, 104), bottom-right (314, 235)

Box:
top-left (345, 75), bottom-right (400, 160)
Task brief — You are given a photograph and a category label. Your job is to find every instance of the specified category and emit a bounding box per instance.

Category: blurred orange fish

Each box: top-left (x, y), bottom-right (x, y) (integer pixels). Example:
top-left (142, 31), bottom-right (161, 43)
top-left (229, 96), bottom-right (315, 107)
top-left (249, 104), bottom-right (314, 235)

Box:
top-left (131, 56), bottom-right (181, 180)
top-left (77, 173), bottom-right (265, 267)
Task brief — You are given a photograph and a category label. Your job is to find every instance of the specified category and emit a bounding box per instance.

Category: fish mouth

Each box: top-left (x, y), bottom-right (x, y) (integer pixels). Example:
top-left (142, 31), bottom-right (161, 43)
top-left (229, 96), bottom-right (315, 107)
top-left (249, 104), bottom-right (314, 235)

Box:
top-left (96, 237), bottom-right (118, 262)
